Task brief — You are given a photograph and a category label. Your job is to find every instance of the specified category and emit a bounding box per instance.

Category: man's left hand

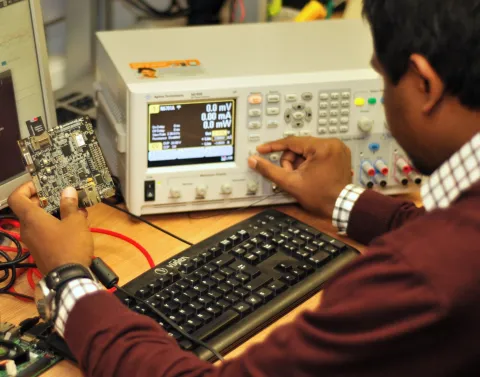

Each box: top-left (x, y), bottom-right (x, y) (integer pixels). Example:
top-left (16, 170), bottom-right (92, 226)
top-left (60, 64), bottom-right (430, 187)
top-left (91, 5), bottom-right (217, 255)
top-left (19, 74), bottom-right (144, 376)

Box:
top-left (8, 182), bottom-right (94, 275)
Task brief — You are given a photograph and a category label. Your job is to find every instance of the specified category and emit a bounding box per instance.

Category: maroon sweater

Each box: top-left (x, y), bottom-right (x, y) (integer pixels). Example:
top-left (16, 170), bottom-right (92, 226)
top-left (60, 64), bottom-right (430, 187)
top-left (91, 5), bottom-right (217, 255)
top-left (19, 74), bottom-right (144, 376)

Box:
top-left (65, 183), bottom-right (480, 377)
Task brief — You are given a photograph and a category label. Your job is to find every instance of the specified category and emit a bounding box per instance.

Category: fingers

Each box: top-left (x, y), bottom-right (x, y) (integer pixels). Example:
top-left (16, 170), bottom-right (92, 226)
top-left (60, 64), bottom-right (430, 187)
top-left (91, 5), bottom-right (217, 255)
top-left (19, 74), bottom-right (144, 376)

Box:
top-left (8, 182), bottom-right (41, 219)
top-left (256, 136), bottom-right (315, 156)
top-left (60, 187), bottom-right (82, 220)
top-left (248, 156), bottom-right (292, 188)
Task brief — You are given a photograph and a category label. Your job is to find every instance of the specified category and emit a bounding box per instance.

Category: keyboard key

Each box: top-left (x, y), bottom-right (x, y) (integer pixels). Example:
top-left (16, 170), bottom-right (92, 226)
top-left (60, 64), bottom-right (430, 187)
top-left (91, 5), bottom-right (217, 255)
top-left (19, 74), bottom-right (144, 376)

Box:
top-left (207, 290), bottom-right (223, 301)
top-left (299, 264), bottom-right (315, 275)
top-left (155, 275), bottom-right (172, 289)
top-left (173, 295), bottom-right (190, 306)
top-left (193, 310), bottom-right (240, 341)
top-left (275, 262), bottom-right (293, 272)
top-left (211, 272), bottom-right (226, 283)
top-left (123, 297), bottom-right (135, 307)
top-left (184, 274), bottom-right (200, 285)
top-left (250, 237), bottom-right (262, 245)
top-left (204, 263), bottom-right (218, 274)
top-left (135, 287), bottom-right (152, 299)
top-left (244, 253), bottom-right (259, 264)
top-left (195, 268), bottom-right (209, 280)
top-left (232, 247), bottom-right (246, 258)
top-left (186, 317), bottom-right (203, 330)
top-left (225, 278), bottom-right (241, 289)
top-left (230, 260), bottom-right (260, 277)
top-left (267, 280), bottom-right (287, 294)
top-left (297, 225), bottom-right (320, 237)
top-left (165, 286), bottom-right (181, 296)
top-left (256, 287), bottom-right (274, 302)
top-left (219, 240), bottom-right (233, 251)
top-left (219, 267), bottom-right (235, 277)
top-left (234, 287), bottom-right (250, 298)
top-left (323, 244), bottom-right (338, 254)
top-left (259, 231), bottom-right (273, 240)
top-left (283, 244), bottom-right (298, 254)
top-left (319, 234), bottom-right (336, 243)
top-left (261, 243), bottom-right (276, 254)
top-left (133, 305), bottom-right (147, 315)
top-left (206, 305), bottom-right (223, 317)
top-left (299, 233), bottom-right (314, 243)
top-left (280, 232), bottom-right (293, 241)
top-left (276, 222), bottom-right (288, 230)
top-left (179, 306), bottom-right (195, 320)
top-left (168, 271), bottom-right (181, 282)
top-left (308, 251), bottom-right (330, 267)
top-left (291, 238), bottom-right (306, 248)
top-left (295, 249), bottom-right (311, 260)
top-left (229, 235), bottom-right (241, 246)
top-left (163, 301), bottom-right (180, 313)
top-left (180, 324), bottom-right (194, 334)
top-left (213, 255), bottom-right (235, 268)
top-left (179, 261), bottom-right (196, 274)
top-left (280, 274), bottom-right (297, 285)
top-left (191, 256), bottom-right (204, 268)
top-left (179, 339), bottom-right (194, 350)
top-left (232, 302), bottom-right (252, 316)
top-left (217, 299), bottom-right (231, 310)
top-left (176, 279), bottom-right (191, 291)
top-left (217, 283), bottom-right (232, 295)
top-left (242, 242), bottom-right (255, 252)
top-left (245, 274), bottom-right (273, 291)
top-left (271, 237), bottom-right (286, 247)
top-left (154, 292), bottom-right (170, 304)
top-left (304, 245), bottom-right (318, 254)
top-left (168, 314), bottom-right (184, 324)
top-left (268, 227), bottom-right (281, 235)
top-left (245, 294), bottom-right (262, 308)
top-left (199, 251), bottom-right (214, 262)
top-left (193, 283), bottom-right (209, 295)
top-left (189, 301), bottom-right (204, 312)
top-left (236, 229), bottom-right (249, 240)
top-left (209, 246), bottom-right (222, 257)
top-left (235, 273), bottom-right (250, 284)
top-left (202, 278), bottom-right (217, 290)
top-left (253, 248), bottom-right (268, 260)
top-left (197, 311), bottom-right (213, 323)
top-left (312, 240), bottom-right (326, 249)
top-left (291, 268), bottom-right (307, 280)
top-left (225, 293), bottom-right (240, 304)
top-left (147, 281), bottom-right (162, 294)
top-left (287, 228), bottom-right (300, 236)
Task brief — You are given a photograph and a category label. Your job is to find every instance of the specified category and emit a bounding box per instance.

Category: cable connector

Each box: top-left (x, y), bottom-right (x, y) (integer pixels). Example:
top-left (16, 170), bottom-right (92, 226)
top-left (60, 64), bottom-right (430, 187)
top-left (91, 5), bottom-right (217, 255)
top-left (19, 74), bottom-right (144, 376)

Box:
top-left (90, 257), bottom-right (119, 289)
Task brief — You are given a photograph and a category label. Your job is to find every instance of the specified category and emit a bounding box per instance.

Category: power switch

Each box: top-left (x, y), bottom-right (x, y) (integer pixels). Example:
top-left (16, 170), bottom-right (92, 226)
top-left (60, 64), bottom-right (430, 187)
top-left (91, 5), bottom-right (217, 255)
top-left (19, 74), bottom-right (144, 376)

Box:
top-left (145, 181), bottom-right (155, 201)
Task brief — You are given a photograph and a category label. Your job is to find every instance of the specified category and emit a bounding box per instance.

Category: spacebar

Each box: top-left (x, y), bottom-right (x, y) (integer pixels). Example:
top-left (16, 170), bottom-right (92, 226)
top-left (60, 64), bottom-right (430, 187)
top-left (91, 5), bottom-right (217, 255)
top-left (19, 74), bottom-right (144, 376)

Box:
top-left (193, 310), bottom-right (240, 342)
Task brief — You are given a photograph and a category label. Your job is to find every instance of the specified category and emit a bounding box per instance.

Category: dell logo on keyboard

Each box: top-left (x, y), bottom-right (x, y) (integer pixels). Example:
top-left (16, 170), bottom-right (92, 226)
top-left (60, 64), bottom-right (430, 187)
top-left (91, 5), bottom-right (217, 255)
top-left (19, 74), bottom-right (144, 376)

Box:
top-left (166, 256), bottom-right (190, 269)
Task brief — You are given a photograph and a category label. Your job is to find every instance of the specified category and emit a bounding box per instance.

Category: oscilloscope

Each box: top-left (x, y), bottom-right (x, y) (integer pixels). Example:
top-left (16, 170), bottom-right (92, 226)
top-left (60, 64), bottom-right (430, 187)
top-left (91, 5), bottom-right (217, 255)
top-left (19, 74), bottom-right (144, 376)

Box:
top-left (95, 19), bottom-right (421, 216)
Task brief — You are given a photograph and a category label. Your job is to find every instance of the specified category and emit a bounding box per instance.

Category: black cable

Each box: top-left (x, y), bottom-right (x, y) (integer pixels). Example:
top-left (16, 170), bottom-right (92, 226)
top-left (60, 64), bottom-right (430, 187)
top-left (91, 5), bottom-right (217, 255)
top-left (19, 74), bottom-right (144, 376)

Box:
top-left (114, 284), bottom-right (224, 362)
top-left (0, 291), bottom-right (35, 301)
top-left (103, 202), bottom-right (194, 246)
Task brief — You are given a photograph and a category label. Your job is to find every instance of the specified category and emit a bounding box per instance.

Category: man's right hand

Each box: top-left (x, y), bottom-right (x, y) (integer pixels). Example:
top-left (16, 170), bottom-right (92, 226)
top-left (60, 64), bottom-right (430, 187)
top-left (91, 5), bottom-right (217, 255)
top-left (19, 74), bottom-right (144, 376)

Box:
top-left (248, 137), bottom-right (352, 219)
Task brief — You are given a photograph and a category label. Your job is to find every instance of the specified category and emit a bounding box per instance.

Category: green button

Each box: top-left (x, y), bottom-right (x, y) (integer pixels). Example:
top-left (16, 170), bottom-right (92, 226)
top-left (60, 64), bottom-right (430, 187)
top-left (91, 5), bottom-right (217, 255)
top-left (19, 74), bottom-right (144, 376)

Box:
top-left (368, 97), bottom-right (377, 105)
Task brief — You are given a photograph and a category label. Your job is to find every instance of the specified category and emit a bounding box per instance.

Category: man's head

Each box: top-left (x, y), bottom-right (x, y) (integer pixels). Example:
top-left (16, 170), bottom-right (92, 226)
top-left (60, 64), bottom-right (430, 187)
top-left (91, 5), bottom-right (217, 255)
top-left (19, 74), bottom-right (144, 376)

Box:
top-left (363, 0), bottom-right (480, 175)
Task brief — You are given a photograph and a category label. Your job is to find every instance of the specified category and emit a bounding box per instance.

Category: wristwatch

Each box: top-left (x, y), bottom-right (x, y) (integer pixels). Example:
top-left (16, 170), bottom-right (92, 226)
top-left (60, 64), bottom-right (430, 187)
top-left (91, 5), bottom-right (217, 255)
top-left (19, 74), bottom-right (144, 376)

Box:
top-left (34, 264), bottom-right (93, 323)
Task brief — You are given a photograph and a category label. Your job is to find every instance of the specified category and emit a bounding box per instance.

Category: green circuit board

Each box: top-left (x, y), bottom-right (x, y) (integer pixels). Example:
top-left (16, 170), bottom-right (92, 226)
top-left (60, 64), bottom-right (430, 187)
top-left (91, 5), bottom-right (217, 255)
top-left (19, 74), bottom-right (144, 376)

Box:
top-left (0, 323), bottom-right (62, 377)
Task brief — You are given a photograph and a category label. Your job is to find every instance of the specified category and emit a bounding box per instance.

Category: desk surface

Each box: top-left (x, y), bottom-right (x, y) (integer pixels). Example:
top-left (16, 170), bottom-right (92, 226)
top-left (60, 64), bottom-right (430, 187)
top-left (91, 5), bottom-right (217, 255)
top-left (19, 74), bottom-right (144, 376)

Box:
top-left (1, 192), bottom-right (420, 376)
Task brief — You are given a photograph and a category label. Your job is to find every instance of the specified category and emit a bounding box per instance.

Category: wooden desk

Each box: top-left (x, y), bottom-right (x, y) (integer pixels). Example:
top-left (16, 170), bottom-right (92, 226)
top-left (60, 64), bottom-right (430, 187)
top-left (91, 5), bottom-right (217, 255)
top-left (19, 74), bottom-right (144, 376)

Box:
top-left (1, 194), bottom-right (420, 376)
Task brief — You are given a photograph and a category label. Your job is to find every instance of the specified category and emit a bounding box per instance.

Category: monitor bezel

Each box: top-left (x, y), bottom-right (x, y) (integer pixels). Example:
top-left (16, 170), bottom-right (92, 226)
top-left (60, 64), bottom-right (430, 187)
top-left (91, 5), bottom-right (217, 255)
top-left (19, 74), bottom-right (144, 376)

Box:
top-left (0, 0), bottom-right (58, 209)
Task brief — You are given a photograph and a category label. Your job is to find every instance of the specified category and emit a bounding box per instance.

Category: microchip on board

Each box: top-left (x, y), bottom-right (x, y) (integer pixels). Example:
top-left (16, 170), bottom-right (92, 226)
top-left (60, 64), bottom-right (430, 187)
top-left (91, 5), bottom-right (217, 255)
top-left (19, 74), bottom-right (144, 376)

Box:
top-left (17, 116), bottom-right (116, 214)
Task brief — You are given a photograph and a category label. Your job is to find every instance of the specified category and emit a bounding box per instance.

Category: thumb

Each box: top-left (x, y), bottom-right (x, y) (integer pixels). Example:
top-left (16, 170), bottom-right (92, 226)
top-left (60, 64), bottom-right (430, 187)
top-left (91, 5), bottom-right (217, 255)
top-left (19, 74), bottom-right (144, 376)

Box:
top-left (248, 156), bottom-right (291, 189)
top-left (60, 187), bottom-right (80, 219)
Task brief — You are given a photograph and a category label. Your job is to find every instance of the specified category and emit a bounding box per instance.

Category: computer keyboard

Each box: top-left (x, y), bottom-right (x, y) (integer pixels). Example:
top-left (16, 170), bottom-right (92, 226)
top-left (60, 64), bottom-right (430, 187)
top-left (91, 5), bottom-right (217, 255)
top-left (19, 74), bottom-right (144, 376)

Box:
top-left (115, 209), bottom-right (359, 361)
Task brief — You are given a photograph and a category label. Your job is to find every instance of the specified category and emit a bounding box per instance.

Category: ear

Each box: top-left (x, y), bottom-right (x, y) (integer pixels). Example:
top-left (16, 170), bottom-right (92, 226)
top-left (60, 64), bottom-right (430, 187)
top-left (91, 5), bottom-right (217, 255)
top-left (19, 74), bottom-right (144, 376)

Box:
top-left (409, 54), bottom-right (444, 113)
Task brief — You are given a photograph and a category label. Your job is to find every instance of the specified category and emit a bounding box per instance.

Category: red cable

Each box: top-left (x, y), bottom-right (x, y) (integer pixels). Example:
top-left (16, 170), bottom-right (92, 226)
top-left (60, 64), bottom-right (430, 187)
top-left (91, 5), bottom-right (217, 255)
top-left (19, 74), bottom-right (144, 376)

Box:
top-left (0, 219), bottom-right (21, 228)
top-left (232, 0), bottom-right (246, 23)
top-left (90, 228), bottom-right (155, 268)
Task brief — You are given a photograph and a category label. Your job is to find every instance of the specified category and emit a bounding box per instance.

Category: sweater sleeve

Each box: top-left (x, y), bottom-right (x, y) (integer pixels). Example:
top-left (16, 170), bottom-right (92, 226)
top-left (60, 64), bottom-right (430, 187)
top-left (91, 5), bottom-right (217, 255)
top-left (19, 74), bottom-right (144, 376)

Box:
top-left (64, 243), bottom-right (443, 377)
top-left (347, 189), bottom-right (426, 245)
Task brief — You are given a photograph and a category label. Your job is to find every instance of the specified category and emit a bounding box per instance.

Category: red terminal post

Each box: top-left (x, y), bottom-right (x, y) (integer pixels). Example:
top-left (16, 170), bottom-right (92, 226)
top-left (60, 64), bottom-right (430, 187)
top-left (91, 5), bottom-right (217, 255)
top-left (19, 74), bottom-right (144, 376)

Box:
top-left (361, 161), bottom-right (376, 177)
top-left (396, 158), bottom-right (412, 174)
top-left (375, 160), bottom-right (389, 176)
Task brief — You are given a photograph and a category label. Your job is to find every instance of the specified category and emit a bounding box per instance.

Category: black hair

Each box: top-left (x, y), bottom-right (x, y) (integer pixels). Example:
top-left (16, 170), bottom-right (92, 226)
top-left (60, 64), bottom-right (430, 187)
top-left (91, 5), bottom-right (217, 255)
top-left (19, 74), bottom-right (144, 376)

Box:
top-left (363, 0), bottom-right (480, 109)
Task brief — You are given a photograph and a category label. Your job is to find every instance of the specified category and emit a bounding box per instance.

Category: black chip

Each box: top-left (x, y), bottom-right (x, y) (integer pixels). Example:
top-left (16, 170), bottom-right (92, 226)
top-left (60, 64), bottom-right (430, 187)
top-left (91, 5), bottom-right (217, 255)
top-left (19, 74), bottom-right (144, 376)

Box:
top-left (61, 145), bottom-right (72, 157)
top-left (94, 174), bottom-right (104, 185)
top-left (79, 172), bottom-right (87, 180)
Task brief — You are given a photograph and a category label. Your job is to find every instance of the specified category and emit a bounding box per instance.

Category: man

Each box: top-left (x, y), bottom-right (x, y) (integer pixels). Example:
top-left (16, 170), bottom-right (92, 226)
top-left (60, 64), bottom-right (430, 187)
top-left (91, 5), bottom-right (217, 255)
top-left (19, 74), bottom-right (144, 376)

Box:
top-left (7, 0), bottom-right (480, 375)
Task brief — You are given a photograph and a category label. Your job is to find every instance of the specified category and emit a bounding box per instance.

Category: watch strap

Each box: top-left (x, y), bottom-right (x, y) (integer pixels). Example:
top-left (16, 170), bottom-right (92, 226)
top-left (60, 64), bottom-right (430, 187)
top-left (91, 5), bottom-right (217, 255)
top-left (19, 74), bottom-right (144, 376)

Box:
top-left (45, 263), bottom-right (93, 291)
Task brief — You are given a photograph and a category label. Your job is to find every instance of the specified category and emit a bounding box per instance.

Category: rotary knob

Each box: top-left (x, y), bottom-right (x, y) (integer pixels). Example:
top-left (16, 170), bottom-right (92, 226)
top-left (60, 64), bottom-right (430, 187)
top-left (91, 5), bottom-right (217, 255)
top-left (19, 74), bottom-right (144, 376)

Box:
top-left (221, 183), bottom-right (232, 195)
top-left (196, 185), bottom-right (207, 199)
top-left (170, 188), bottom-right (181, 199)
top-left (247, 180), bottom-right (258, 195)
top-left (358, 117), bottom-right (374, 133)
